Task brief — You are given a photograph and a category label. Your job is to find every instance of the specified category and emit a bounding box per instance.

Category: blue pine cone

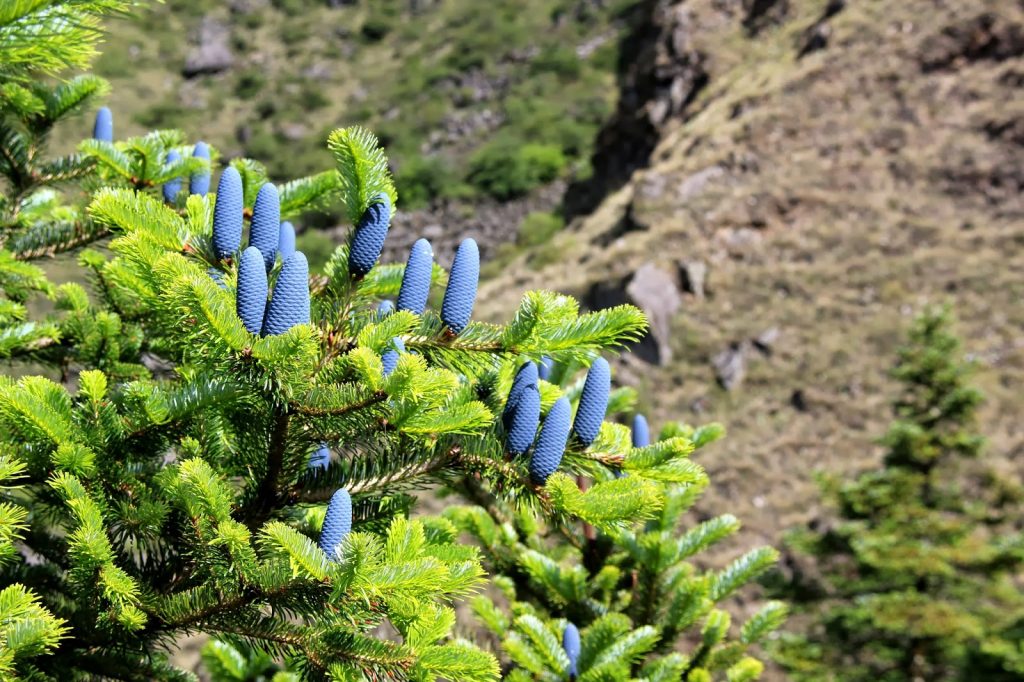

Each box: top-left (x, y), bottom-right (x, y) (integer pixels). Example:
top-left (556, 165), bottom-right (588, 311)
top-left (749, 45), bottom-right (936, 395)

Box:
top-left (563, 622), bottom-right (581, 677)
top-left (319, 488), bottom-right (352, 562)
top-left (382, 337), bottom-right (405, 377)
top-left (309, 443), bottom-right (330, 470)
top-left (632, 413), bottom-right (650, 448)
top-left (348, 193), bottom-right (392, 277)
top-left (189, 141), bottom-right (211, 196)
top-left (530, 396), bottom-right (571, 484)
top-left (236, 247), bottom-right (268, 334)
top-left (93, 106), bottom-right (112, 142)
top-left (538, 355), bottom-right (553, 381)
top-left (396, 238), bottom-right (433, 315)
top-left (506, 384), bottom-right (540, 456)
top-left (163, 150), bottom-right (182, 203)
top-left (502, 361), bottom-right (539, 429)
top-left (441, 238), bottom-right (479, 334)
top-left (262, 252), bottom-right (310, 336)
top-left (572, 357), bottom-right (610, 447)
top-left (278, 221), bottom-right (296, 261)
top-left (212, 167), bottom-right (243, 259)
top-left (250, 183), bottom-right (280, 272)
top-left (377, 299), bottom-right (395, 318)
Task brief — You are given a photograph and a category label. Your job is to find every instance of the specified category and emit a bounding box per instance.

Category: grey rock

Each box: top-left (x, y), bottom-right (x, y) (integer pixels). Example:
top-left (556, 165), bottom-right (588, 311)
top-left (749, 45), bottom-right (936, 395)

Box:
top-left (753, 327), bottom-right (780, 355)
top-left (679, 260), bottom-right (707, 299)
top-left (713, 342), bottom-right (748, 391)
top-left (183, 17), bottom-right (234, 77)
top-left (626, 262), bottom-right (683, 365)
top-left (677, 166), bottom-right (725, 201)
top-left (587, 262), bottom-right (682, 365)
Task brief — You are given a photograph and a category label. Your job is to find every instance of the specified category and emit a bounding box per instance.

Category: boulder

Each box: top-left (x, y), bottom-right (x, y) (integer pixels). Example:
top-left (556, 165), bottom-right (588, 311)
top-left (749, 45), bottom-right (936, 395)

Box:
top-left (587, 262), bottom-right (682, 365)
top-left (183, 17), bottom-right (234, 77)
top-left (713, 342), bottom-right (748, 391)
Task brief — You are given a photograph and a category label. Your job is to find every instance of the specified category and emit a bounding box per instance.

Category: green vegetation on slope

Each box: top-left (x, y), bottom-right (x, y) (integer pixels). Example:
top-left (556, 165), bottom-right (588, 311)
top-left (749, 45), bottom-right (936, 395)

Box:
top-left (88, 0), bottom-right (635, 216)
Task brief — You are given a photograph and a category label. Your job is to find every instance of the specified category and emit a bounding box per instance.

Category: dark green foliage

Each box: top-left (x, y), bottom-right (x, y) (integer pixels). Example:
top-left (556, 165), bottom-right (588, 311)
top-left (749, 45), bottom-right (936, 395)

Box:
top-left (518, 211), bottom-right (564, 247)
top-left (467, 140), bottom-right (567, 199)
top-left (772, 308), bottom-right (1024, 681)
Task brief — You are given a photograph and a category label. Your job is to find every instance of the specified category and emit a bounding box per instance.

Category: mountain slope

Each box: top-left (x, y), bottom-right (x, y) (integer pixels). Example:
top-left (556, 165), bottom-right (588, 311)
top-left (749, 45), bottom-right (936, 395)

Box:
top-left (478, 0), bottom-right (1024, 546)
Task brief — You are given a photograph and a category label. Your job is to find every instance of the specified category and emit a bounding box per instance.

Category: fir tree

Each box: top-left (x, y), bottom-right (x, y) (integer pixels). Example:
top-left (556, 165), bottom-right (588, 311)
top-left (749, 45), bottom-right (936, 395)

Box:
top-left (0, 3), bottom-right (763, 678)
top-left (773, 307), bottom-right (1024, 681)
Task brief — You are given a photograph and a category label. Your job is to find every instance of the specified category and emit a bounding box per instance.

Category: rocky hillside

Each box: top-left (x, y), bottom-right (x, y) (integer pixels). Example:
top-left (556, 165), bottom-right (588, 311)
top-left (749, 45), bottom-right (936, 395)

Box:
top-left (478, 0), bottom-right (1024, 551)
top-left (81, 0), bottom-right (642, 263)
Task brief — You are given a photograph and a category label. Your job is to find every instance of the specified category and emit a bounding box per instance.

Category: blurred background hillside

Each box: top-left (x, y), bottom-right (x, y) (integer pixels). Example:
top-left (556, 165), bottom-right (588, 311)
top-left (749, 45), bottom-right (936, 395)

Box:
top-left (79, 0), bottom-right (1022, 585)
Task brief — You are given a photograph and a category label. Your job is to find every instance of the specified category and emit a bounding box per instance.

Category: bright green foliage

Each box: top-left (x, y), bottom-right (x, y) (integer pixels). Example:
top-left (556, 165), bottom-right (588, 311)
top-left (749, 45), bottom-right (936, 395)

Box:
top-left (0, 4), bottom-right (739, 676)
top-left (448, 363), bottom-right (785, 680)
top-left (772, 307), bottom-right (1024, 681)
top-left (0, 5), bottom-right (785, 679)
top-left (0, 0), bottom-right (133, 80)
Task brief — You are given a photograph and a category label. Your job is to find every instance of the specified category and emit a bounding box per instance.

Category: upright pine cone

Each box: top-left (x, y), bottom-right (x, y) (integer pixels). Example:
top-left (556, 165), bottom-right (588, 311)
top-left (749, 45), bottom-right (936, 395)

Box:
top-left (563, 622), bottom-right (581, 678)
top-left (572, 357), bottom-right (610, 446)
top-left (396, 238), bottom-right (433, 315)
top-left (236, 247), bottom-right (268, 334)
top-left (308, 444), bottom-right (330, 471)
top-left (319, 488), bottom-right (352, 562)
top-left (189, 141), bottom-right (211, 196)
top-left (92, 106), bottom-right (112, 142)
top-left (382, 337), bottom-right (405, 377)
top-left (262, 252), bottom-right (310, 336)
top-left (212, 167), bottom-right (243, 259)
top-left (278, 221), bottom-right (296, 261)
top-left (505, 384), bottom-right (540, 457)
top-left (502, 361), bottom-right (539, 429)
top-left (538, 355), bottom-right (553, 381)
top-left (348, 193), bottom-right (392, 277)
top-left (162, 150), bottom-right (182, 203)
top-left (440, 238), bottom-right (479, 334)
top-left (530, 397), bottom-right (571, 484)
top-left (632, 413), bottom-right (650, 448)
top-left (249, 183), bottom-right (280, 272)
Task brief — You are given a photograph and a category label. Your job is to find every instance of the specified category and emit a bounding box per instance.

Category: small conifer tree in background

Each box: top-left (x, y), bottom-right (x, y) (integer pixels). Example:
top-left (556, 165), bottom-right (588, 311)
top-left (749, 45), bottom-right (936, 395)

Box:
top-left (772, 307), bottom-right (1024, 681)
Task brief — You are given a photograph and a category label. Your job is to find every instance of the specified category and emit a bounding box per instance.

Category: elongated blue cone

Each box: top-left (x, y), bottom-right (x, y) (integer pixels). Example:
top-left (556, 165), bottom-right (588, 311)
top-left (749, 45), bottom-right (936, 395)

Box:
top-left (163, 150), bottom-right (182, 203)
top-left (572, 357), bottom-right (610, 446)
top-left (349, 193), bottom-right (392, 276)
top-left (278, 221), bottom-right (296, 261)
top-left (319, 488), bottom-right (352, 561)
top-left (563, 622), bottom-right (581, 677)
top-left (506, 385), bottom-right (540, 456)
top-left (396, 238), bottom-right (432, 314)
top-left (93, 107), bottom-right (113, 141)
top-left (212, 167), bottom-right (243, 258)
top-left (502, 361), bottom-right (539, 429)
top-left (309, 444), bottom-right (330, 470)
top-left (632, 414), bottom-right (650, 448)
top-left (250, 183), bottom-right (280, 272)
top-left (530, 397), bottom-right (571, 484)
top-left (441, 238), bottom-right (479, 334)
top-left (190, 142), bottom-right (211, 196)
top-left (538, 356), bottom-right (553, 381)
top-left (382, 337), bottom-right (405, 377)
top-left (262, 252), bottom-right (310, 336)
top-left (236, 247), bottom-right (268, 334)
top-left (377, 299), bottom-right (394, 318)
